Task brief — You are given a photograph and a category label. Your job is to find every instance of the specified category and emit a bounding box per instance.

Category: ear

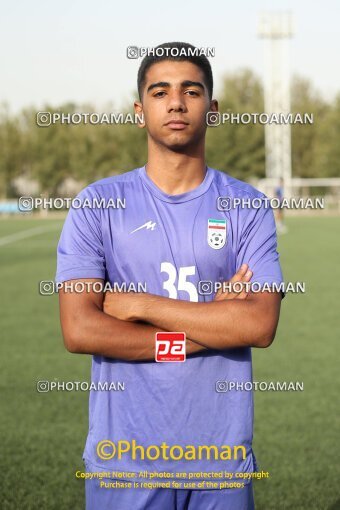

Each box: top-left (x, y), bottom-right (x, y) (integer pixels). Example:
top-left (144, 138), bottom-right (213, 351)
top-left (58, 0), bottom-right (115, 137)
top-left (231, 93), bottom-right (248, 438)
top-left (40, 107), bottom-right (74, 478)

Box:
top-left (209, 99), bottom-right (218, 112)
top-left (134, 101), bottom-right (145, 128)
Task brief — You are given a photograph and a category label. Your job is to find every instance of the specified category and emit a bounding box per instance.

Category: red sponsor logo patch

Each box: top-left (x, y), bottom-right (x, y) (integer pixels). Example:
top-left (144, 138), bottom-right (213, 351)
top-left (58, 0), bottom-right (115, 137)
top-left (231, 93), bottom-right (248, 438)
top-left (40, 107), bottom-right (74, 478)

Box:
top-left (155, 332), bottom-right (186, 362)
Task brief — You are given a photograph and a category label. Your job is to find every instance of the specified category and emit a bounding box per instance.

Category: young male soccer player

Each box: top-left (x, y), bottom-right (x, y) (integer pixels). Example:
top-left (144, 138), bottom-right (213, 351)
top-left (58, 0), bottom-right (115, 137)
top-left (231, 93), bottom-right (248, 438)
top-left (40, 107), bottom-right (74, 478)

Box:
top-left (56, 42), bottom-right (283, 510)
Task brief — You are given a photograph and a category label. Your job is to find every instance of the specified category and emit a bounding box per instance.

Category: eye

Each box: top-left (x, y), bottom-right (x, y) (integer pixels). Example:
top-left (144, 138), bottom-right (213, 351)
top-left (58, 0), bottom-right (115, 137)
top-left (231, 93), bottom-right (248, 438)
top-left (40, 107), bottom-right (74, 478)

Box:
top-left (185, 90), bottom-right (199, 96)
top-left (153, 91), bottom-right (166, 97)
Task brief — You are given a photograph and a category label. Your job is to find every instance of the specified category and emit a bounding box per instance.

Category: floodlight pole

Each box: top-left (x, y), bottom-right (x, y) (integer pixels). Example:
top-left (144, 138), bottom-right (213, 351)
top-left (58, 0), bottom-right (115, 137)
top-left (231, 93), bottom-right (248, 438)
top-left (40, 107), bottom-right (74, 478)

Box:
top-left (258, 12), bottom-right (294, 197)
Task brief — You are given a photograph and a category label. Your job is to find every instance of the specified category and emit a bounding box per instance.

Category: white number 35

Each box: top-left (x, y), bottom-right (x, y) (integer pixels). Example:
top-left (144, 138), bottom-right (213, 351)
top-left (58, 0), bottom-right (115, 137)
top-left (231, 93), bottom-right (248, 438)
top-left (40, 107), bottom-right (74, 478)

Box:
top-left (160, 262), bottom-right (198, 302)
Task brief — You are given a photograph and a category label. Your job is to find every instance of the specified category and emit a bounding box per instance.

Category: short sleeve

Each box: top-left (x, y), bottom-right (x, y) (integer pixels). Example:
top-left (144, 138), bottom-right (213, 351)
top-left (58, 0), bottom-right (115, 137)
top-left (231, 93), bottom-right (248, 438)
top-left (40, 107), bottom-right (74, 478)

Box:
top-left (55, 188), bottom-right (106, 283)
top-left (236, 200), bottom-right (284, 292)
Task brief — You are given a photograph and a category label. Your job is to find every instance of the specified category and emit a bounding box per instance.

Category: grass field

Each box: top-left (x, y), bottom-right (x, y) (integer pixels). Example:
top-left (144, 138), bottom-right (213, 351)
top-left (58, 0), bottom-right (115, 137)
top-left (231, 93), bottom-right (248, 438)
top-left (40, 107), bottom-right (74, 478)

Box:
top-left (0, 216), bottom-right (339, 510)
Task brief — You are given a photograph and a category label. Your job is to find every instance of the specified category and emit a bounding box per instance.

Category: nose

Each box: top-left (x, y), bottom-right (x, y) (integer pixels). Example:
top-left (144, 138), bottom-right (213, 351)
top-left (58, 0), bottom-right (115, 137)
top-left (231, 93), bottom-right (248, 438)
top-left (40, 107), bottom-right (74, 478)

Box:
top-left (166, 91), bottom-right (187, 113)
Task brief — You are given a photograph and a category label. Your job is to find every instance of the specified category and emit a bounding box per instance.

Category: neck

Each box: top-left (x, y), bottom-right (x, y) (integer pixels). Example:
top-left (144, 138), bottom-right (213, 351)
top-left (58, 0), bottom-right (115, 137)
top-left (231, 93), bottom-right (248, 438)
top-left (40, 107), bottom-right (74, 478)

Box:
top-left (145, 139), bottom-right (207, 195)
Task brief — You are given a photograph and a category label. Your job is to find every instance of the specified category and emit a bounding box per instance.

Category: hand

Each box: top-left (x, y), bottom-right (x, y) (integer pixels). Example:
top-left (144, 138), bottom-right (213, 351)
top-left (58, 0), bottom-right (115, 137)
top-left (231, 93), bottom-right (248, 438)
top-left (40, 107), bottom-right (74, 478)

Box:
top-left (103, 291), bottom-right (145, 321)
top-left (214, 264), bottom-right (253, 301)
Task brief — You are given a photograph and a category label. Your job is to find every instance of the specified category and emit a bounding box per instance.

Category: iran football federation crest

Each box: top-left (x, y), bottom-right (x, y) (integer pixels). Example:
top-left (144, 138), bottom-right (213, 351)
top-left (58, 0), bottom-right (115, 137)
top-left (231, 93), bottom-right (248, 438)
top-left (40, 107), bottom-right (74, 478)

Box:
top-left (207, 218), bottom-right (227, 249)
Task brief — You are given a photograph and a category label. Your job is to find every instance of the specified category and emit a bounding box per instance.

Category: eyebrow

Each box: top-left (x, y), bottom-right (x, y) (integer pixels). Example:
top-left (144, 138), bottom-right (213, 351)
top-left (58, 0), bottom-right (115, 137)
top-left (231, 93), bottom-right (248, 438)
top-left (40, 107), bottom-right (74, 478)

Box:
top-left (146, 80), bottom-right (205, 94)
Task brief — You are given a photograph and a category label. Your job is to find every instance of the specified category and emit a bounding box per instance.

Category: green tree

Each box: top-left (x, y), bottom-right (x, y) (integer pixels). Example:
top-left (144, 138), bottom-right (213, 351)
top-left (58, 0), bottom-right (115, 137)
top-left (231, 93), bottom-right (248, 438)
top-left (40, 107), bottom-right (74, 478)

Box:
top-left (206, 69), bottom-right (265, 180)
top-left (291, 76), bottom-right (330, 178)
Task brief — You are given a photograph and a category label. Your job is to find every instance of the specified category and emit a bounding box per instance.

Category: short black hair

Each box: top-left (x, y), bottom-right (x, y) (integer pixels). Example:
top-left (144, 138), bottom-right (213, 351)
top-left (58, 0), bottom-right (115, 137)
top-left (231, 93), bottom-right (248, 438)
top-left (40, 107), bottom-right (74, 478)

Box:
top-left (137, 41), bottom-right (213, 101)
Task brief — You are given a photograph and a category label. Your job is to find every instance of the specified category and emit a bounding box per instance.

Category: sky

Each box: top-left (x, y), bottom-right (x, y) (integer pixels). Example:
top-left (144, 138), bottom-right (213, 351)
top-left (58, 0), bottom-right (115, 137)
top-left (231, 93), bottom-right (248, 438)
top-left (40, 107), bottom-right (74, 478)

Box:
top-left (0, 0), bottom-right (339, 113)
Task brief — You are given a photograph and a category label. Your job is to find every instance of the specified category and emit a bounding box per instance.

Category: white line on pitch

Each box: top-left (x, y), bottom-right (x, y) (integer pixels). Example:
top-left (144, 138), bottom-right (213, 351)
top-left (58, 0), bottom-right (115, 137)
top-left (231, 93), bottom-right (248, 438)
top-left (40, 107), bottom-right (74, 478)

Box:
top-left (0, 225), bottom-right (60, 247)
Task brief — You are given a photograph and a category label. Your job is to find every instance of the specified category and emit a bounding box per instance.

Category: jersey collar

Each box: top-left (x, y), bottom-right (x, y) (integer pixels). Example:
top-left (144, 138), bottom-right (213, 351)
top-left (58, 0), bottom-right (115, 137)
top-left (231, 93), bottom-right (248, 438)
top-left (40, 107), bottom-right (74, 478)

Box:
top-left (138, 165), bottom-right (214, 203)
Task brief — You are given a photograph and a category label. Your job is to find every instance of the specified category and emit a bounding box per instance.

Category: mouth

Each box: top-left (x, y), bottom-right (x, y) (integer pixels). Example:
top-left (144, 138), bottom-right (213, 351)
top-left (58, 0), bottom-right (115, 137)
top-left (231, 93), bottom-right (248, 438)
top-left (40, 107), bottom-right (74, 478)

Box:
top-left (164, 119), bottom-right (189, 130)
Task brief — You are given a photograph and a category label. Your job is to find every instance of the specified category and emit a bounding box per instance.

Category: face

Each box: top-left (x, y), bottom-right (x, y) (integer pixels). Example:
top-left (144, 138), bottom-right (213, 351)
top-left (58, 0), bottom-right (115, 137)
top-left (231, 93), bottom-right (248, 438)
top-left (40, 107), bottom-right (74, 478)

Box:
top-left (135, 60), bottom-right (218, 151)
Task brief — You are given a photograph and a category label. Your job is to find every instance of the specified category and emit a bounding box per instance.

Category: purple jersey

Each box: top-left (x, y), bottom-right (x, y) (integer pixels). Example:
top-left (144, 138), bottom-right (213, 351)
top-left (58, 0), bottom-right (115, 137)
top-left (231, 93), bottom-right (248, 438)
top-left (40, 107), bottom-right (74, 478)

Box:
top-left (55, 165), bottom-right (283, 486)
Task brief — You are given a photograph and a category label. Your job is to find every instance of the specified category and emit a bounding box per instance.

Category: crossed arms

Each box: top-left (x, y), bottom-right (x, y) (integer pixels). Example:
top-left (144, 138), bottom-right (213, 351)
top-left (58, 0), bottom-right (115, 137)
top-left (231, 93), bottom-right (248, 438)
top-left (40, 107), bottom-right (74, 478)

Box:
top-left (58, 264), bottom-right (282, 361)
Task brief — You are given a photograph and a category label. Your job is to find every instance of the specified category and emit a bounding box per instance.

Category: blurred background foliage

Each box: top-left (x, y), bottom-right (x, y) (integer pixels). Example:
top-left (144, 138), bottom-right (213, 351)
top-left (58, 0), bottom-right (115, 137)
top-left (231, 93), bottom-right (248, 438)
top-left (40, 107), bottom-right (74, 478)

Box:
top-left (0, 68), bottom-right (339, 198)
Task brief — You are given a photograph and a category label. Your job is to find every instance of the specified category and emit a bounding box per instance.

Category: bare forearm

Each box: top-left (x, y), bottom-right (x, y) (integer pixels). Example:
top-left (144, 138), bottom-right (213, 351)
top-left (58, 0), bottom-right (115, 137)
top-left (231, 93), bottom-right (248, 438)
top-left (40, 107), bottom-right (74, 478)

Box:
top-left (136, 293), bottom-right (280, 349)
top-left (62, 306), bottom-right (206, 361)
